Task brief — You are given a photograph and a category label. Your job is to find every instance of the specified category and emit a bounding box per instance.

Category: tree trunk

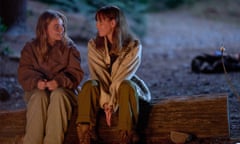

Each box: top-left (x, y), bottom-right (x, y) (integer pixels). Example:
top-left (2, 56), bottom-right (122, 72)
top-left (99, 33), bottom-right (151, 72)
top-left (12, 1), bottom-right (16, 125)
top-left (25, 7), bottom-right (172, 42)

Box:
top-left (0, 0), bottom-right (27, 35)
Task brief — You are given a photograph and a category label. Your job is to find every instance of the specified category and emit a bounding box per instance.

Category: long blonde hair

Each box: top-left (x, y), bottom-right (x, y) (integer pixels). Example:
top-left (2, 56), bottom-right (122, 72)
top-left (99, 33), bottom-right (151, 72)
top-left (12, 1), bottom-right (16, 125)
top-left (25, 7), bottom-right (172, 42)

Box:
top-left (34, 9), bottom-right (70, 62)
top-left (95, 5), bottom-right (135, 54)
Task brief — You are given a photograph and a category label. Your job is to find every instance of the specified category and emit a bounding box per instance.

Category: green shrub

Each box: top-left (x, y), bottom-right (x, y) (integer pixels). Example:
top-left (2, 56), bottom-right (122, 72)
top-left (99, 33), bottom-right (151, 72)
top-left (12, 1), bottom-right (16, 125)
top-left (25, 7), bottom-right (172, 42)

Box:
top-left (0, 18), bottom-right (7, 43)
top-left (147, 0), bottom-right (196, 12)
top-left (0, 17), bottom-right (12, 56)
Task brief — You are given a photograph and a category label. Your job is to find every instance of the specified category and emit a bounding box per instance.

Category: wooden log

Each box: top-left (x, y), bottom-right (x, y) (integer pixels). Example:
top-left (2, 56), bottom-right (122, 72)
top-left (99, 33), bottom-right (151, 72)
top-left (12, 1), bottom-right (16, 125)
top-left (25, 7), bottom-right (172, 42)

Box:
top-left (97, 93), bottom-right (230, 143)
top-left (0, 93), bottom-right (232, 143)
top-left (0, 109), bottom-right (25, 144)
top-left (145, 93), bottom-right (229, 142)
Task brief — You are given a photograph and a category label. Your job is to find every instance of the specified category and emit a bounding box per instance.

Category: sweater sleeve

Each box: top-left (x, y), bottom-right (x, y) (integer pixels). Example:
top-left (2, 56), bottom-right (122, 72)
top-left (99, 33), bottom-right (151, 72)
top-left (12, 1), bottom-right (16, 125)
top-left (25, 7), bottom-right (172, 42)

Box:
top-left (18, 42), bottom-right (43, 91)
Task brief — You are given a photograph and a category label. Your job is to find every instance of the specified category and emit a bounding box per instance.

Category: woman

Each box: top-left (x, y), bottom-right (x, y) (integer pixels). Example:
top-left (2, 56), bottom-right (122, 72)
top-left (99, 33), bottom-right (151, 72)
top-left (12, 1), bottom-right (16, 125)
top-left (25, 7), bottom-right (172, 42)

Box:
top-left (18, 9), bottom-right (84, 144)
top-left (76, 5), bottom-right (151, 144)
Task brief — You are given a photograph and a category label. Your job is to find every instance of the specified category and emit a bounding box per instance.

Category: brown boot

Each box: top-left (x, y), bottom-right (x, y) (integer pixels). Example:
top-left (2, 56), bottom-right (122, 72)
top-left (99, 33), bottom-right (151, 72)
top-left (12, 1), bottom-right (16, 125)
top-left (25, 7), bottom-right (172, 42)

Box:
top-left (14, 134), bottom-right (24, 144)
top-left (76, 124), bottom-right (91, 144)
top-left (76, 123), bottom-right (98, 144)
top-left (119, 130), bottom-right (139, 144)
top-left (130, 131), bottom-right (139, 144)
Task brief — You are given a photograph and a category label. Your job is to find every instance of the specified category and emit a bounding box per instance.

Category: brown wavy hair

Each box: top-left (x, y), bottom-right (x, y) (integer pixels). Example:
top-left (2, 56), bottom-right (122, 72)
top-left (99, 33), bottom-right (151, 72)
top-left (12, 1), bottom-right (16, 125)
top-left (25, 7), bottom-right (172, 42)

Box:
top-left (34, 9), bottom-right (71, 62)
top-left (95, 5), bottom-right (135, 54)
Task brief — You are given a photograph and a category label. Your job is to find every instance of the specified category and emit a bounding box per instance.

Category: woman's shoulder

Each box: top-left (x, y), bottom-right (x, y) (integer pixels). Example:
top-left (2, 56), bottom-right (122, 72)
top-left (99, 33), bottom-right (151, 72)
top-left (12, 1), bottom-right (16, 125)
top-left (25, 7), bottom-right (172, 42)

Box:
top-left (131, 39), bottom-right (140, 46)
top-left (87, 38), bottom-right (96, 47)
top-left (87, 38), bottom-right (99, 51)
top-left (126, 39), bottom-right (141, 51)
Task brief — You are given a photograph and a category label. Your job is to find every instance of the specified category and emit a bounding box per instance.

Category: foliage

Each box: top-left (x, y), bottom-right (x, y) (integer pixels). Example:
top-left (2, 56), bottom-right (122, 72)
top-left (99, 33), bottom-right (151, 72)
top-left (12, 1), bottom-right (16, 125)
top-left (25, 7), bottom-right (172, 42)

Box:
top-left (0, 47), bottom-right (13, 56)
top-left (0, 17), bottom-right (12, 57)
top-left (36, 0), bottom-right (196, 38)
top-left (147, 0), bottom-right (196, 12)
top-left (0, 18), bottom-right (7, 43)
top-left (37, 0), bottom-right (148, 38)
top-left (164, 0), bottom-right (195, 9)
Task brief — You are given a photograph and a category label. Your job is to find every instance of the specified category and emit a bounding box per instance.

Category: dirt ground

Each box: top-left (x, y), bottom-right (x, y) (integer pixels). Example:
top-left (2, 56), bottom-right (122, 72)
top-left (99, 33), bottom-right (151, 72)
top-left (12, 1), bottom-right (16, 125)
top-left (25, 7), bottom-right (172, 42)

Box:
top-left (1, 0), bottom-right (240, 143)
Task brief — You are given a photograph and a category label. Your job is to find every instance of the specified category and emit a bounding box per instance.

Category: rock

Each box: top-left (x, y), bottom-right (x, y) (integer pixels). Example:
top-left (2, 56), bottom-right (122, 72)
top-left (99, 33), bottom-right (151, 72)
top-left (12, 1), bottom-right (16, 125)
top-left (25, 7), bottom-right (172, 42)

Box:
top-left (0, 56), bottom-right (19, 76)
top-left (170, 131), bottom-right (192, 144)
top-left (0, 87), bottom-right (10, 102)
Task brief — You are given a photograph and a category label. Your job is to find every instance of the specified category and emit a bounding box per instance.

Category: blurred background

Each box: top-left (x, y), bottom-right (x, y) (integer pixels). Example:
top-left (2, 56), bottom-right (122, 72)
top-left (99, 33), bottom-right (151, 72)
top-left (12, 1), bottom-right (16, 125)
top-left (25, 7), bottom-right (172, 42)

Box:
top-left (1, 0), bottom-right (240, 110)
top-left (1, 0), bottom-right (239, 51)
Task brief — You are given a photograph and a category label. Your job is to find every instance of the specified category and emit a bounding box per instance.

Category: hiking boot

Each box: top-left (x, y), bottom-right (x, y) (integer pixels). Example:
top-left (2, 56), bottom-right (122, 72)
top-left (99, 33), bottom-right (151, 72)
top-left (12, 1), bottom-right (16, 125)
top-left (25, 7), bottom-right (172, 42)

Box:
top-left (77, 123), bottom-right (99, 144)
top-left (15, 134), bottom-right (24, 144)
top-left (76, 124), bottom-right (90, 144)
top-left (119, 130), bottom-right (139, 144)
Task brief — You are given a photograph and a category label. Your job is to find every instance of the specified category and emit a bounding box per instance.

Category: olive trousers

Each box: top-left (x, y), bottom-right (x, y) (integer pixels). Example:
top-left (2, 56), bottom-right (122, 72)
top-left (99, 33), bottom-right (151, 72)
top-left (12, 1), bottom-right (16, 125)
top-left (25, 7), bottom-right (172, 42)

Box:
top-left (76, 80), bottom-right (139, 131)
top-left (23, 88), bottom-right (76, 144)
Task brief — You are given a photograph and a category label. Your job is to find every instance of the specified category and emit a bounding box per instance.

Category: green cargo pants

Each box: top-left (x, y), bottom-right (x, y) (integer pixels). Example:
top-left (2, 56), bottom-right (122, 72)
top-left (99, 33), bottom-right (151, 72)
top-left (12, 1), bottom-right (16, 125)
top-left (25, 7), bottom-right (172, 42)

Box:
top-left (76, 80), bottom-right (139, 131)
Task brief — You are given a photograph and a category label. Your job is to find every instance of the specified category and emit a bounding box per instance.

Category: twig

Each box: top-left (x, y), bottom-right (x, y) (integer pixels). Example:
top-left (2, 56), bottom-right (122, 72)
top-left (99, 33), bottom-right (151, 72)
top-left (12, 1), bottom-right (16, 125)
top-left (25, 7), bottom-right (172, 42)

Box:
top-left (220, 46), bottom-right (240, 99)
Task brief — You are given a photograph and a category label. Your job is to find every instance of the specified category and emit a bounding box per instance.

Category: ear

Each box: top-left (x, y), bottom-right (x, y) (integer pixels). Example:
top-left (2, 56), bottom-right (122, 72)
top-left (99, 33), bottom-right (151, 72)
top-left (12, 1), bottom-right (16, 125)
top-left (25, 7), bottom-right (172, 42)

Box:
top-left (111, 19), bottom-right (116, 28)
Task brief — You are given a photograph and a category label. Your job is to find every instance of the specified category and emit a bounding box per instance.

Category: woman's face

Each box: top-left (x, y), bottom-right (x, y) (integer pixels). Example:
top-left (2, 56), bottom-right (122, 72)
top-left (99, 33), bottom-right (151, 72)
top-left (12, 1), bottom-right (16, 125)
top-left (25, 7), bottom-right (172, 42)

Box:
top-left (96, 17), bottom-right (115, 41)
top-left (47, 18), bottom-right (64, 45)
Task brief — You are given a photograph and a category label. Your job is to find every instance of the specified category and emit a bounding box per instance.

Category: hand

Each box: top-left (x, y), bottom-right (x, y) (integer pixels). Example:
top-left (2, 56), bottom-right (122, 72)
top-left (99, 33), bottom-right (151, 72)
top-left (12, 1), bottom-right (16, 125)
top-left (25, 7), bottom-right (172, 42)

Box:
top-left (46, 80), bottom-right (58, 91)
top-left (104, 103), bottom-right (113, 127)
top-left (37, 79), bottom-right (47, 90)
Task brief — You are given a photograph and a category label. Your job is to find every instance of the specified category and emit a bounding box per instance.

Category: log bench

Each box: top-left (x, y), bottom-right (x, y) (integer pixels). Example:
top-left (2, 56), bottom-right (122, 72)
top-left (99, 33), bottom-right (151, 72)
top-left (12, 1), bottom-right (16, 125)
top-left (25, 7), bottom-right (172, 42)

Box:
top-left (0, 93), bottom-right (239, 144)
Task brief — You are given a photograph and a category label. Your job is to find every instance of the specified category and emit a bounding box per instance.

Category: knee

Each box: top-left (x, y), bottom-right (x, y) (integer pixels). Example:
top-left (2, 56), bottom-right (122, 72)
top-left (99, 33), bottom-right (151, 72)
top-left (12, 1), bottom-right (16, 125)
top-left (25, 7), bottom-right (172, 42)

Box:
top-left (50, 88), bottom-right (67, 100)
top-left (119, 80), bottom-right (134, 91)
top-left (27, 89), bottom-right (48, 103)
top-left (82, 80), bottom-right (99, 89)
top-left (51, 88), bottom-right (65, 94)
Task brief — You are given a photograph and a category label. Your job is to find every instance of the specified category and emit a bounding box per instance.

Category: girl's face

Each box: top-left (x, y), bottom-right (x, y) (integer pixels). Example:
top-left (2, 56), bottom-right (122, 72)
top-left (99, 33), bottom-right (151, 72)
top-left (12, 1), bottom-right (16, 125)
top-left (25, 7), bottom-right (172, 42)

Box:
top-left (96, 16), bottom-right (115, 42)
top-left (47, 18), bottom-right (64, 45)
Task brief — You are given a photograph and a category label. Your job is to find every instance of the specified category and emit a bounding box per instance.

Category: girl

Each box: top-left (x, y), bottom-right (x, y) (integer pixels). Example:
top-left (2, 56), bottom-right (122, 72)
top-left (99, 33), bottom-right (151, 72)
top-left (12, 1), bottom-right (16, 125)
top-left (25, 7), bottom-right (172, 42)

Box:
top-left (18, 9), bottom-right (84, 144)
top-left (76, 5), bottom-right (151, 144)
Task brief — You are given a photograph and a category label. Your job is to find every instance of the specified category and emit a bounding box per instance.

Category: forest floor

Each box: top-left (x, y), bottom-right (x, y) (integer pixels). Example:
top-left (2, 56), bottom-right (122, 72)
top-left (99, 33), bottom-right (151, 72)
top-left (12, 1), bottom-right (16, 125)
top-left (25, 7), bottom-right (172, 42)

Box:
top-left (1, 0), bottom-right (240, 143)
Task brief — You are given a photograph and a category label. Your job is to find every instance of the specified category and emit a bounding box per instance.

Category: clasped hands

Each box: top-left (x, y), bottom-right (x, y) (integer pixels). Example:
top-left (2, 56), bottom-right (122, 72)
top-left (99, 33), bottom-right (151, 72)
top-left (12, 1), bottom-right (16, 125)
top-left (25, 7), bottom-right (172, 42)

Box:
top-left (37, 79), bottom-right (58, 91)
top-left (103, 103), bottom-right (113, 127)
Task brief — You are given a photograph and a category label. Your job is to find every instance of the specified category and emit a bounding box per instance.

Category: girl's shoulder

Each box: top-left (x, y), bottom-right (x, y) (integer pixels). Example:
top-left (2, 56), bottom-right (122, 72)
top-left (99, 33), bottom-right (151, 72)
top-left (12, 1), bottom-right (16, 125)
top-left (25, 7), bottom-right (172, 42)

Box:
top-left (22, 39), bottom-right (36, 50)
top-left (67, 40), bottom-right (77, 48)
top-left (61, 39), bottom-right (78, 51)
